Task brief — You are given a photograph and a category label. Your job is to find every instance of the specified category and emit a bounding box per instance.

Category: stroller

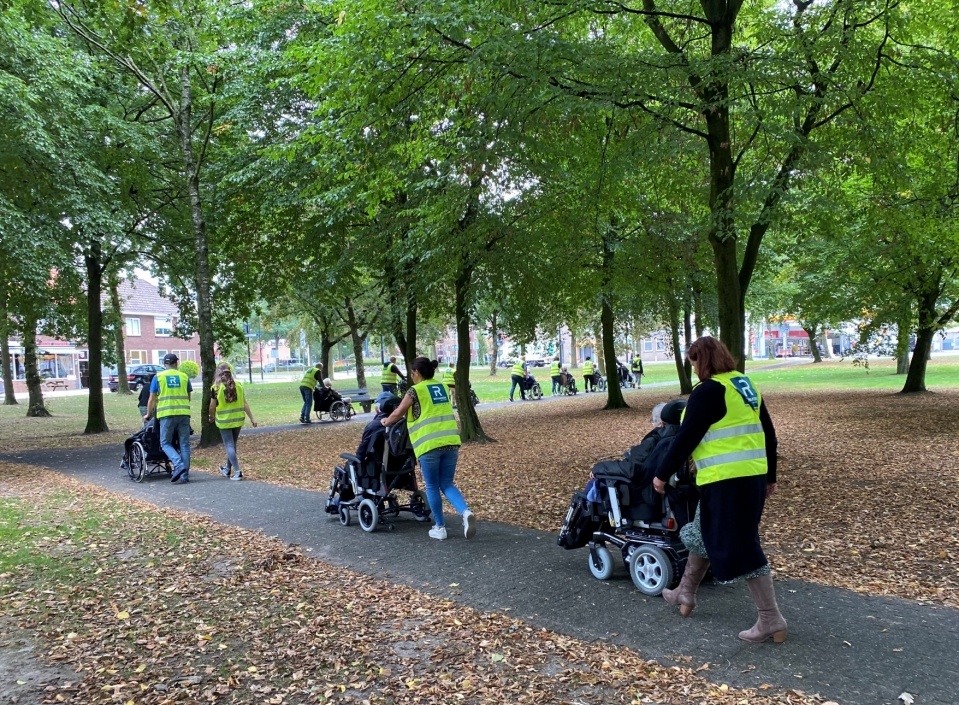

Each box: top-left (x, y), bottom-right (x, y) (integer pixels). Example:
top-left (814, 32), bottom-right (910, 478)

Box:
top-left (325, 419), bottom-right (430, 532)
top-left (557, 399), bottom-right (699, 596)
top-left (559, 371), bottom-right (578, 395)
top-left (121, 418), bottom-right (176, 482)
top-left (313, 386), bottom-right (354, 421)
top-left (521, 374), bottom-right (543, 400)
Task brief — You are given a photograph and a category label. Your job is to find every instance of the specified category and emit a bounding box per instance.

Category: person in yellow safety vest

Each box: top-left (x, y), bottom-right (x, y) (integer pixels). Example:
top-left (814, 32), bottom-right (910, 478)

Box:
top-left (381, 355), bottom-right (407, 394)
top-left (651, 336), bottom-right (785, 645)
top-left (630, 354), bottom-right (644, 388)
top-left (380, 357), bottom-right (477, 541)
top-left (549, 357), bottom-right (561, 396)
top-left (298, 363), bottom-right (324, 424)
top-left (582, 356), bottom-right (595, 392)
top-left (144, 353), bottom-right (193, 484)
top-left (443, 361), bottom-right (456, 407)
top-left (208, 363), bottom-right (257, 481)
top-left (509, 356), bottom-right (527, 402)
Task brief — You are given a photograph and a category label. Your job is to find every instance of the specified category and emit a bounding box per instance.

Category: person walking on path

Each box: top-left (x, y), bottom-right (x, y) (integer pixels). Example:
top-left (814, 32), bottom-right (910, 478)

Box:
top-left (381, 357), bottom-right (477, 541)
top-left (630, 354), bottom-right (644, 388)
top-left (652, 336), bottom-right (785, 644)
top-left (298, 363), bottom-right (324, 424)
top-left (208, 363), bottom-right (257, 481)
top-left (443, 361), bottom-right (456, 406)
top-left (144, 353), bottom-right (193, 484)
top-left (549, 357), bottom-right (561, 396)
top-left (509, 356), bottom-right (528, 402)
top-left (582, 356), bottom-right (595, 392)
top-left (137, 373), bottom-right (155, 418)
top-left (381, 356), bottom-right (406, 394)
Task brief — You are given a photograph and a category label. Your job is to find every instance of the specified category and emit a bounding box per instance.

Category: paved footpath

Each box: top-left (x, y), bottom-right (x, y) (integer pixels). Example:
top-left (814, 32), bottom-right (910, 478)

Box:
top-left (3, 437), bottom-right (958, 705)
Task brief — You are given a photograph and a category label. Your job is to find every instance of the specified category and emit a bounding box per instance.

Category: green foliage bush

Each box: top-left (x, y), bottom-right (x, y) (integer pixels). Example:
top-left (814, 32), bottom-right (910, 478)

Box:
top-left (179, 360), bottom-right (200, 379)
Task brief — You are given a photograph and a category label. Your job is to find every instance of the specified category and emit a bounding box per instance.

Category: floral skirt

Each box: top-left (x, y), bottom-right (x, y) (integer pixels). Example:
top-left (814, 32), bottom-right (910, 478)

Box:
top-left (680, 504), bottom-right (770, 583)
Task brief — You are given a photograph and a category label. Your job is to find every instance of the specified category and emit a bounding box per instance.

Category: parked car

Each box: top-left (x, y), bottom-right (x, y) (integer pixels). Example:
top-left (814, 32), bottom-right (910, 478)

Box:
top-left (109, 364), bottom-right (165, 392)
top-left (527, 358), bottom-right (547, 367)
top-left (262, 359), bottom-right (303, 373)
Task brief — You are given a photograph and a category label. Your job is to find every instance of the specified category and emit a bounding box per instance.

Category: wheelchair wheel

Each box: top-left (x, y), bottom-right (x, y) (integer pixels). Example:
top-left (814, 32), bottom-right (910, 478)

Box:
top-left (628, 544), bottom-right (674, 596)
top-left (339, 506), bottom-right (351, 526)
top-left (470, 389), bottom-right (480, 406)
top-left (598, 378), bottom-right (607, 392)
top-left (330, 402), bottom-right (343, 421)
top-left (530, 383), bottom-right (543, 400)
top-left (588, 545), bottom-right (614, 580)
top-left (358, 498), bottom-right (379, 533)
top-left (129, 443), bottom-right (146, 482)
top-left (343, 403), bottom-right (354, 420)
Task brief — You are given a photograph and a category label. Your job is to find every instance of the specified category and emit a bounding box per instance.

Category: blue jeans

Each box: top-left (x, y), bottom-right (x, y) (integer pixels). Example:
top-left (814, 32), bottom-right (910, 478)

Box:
top-left (299, 385), bottom-right (313, 420)
top-left (509, 374), bottom-right (525, 400)
top-left (160, 415), bottom-right (191, 479)
top-left (418, 447), bottom-right (468, 528)
top-left (381, 383), bottom-right (398, 394)
top-left (220, 426), bottom-right (242, 475)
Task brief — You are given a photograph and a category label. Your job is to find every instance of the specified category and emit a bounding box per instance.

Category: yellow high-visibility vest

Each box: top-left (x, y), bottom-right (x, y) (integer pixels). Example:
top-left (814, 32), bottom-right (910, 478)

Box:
top-left (382, 362), bottom-right (397, 384)
top-left (156, 370), bottom-right (190, 418)
top-left (686, 372), bottom-right (768, 486)
top-left (215, 383), bottom-right (246, 429)
top-left (407, 380), bottom-right (461, 458)
top-left (300, 367), bottom-right (321, 390)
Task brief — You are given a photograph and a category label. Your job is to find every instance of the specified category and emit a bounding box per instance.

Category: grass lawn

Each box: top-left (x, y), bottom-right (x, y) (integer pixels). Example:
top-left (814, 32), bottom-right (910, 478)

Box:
top-left (0, 463), bottom-right (822, 705)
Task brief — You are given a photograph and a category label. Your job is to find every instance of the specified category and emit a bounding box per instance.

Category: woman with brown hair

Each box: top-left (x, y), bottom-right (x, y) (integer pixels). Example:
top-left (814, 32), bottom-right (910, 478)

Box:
top-left (209, 363), bottom-right (257, 481)
top-left (652, 336), bottom-right (786, 643)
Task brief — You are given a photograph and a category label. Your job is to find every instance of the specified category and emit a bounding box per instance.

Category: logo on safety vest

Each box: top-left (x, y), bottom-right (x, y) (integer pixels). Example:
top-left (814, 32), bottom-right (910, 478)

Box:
top-left (427, 384), bottom-right (449, 404)
top-left (730, 376), bottom-right (758, 409)
top-left (166, 376), bottom-right (182, 389)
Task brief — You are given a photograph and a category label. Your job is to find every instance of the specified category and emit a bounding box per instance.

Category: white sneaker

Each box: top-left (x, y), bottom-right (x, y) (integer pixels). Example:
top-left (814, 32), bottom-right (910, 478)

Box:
top-left (429, 526), bottom-right (447, 540)
top-left (219, 465), bottom-right (230, 478)
top-left (462, 510), bottom-right (477, 540)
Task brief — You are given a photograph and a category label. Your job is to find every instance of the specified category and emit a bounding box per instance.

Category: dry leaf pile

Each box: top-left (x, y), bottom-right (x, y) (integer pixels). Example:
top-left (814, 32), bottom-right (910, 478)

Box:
top-left (192, 390), bottom-right (959, 607)
top-left (0, 463), bottom-right (824, 705)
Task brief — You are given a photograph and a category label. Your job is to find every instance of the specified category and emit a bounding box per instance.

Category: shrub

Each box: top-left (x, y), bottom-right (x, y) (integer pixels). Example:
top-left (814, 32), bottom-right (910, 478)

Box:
top-left (179, 360), bottom-right (200, 379)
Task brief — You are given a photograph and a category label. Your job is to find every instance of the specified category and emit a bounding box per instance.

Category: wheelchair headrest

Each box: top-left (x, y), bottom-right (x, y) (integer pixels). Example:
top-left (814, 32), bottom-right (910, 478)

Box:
top-left (660, 399), bottom-right (687, 425)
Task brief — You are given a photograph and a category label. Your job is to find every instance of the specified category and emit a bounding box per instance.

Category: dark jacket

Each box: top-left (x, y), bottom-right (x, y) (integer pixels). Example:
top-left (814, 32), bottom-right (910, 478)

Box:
top-left (138, 383), bottom-right (152, 408)
top-left (356, 412), bottom-right (387, 462)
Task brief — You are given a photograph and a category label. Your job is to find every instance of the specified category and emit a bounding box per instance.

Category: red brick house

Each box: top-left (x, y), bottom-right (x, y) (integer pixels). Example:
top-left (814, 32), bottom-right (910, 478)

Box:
top-left (4, 278), bottom-right (200, 392)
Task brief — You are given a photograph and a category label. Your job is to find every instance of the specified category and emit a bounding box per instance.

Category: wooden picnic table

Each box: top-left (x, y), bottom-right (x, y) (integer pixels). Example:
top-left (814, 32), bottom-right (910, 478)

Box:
top-left (44, 379), bottom-right (70, 391)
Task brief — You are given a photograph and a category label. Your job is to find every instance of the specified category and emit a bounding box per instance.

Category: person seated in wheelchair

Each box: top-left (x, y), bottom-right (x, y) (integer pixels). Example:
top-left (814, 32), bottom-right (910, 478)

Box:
top-left (559, 366), bottom-right (577, 393)
top-left (313, 378), bottom-right (347, 419)
top-left (356, 393), bottom-right (399, 463)
top-left (521, 371), bottom-right (539, 394)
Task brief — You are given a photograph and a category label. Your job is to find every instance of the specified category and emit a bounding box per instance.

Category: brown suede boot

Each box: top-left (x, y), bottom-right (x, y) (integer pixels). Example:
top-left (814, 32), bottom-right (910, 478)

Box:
top-left (739, 574), bottom-right (788, 643)
top-left (662, 553), bottom-right (710, 617)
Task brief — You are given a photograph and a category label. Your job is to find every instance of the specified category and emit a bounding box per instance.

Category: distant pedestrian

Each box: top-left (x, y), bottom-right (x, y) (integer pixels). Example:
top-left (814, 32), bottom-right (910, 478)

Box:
top-left (137, 372), bottom-right (155, 418)
top-left (631, 354), bottom-right (644, 388)
top-left (509, 356), bottom-right (527, 402)
top-left (549, 357), bottom-right (561, 396)
top-left (208, 363), bottom-right (257, 481)
top-left (381, 357), bottom-right (476, 541)
top-left (144, 353), bottom-right (192, 484)
top-left (443, 361), bottom-right (456, 401)
top-left (582, 356), bottom-right (595, 392)
top-left (298, 363), bottom-right (324, 424)
top-left (381, 355), bottom-right (406, 394)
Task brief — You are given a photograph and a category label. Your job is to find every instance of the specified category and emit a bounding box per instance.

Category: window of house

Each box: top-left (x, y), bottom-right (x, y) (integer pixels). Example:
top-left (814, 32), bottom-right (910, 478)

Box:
top-left (127, 350), bottom-right (147, 365)
top-left (175, 350), bottom-right (196, 362)
top-left (656, 339), bottom-right (665, 351)
top-left (643, 340), bottom-right (653, 352)
top-left (154, 316), bottom-right (173, 337)
top-left (155, 350), bottom-right (168, 365)
top-left (125, 318), bottom-right (141, 336)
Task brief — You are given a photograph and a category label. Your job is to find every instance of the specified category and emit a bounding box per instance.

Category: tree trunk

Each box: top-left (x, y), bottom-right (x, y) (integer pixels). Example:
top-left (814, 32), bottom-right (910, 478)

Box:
top-left (669, 297), bottom-right (693, 394)
top-left (344, 298), bottom-right (368, 389)
top-left (177, 65), bottom-right (217, 448)
top-left (601, 296), bottom-right (627, 409)
top-left (683, 303), bottom-right (693, 382)
top-left (568, 326), bottom-right (578, 367)
top-left (23, 314), bottom-right (49, 417)
top-left (454, 269), bottom-right (490, 442)
top-left (822, 331), bottom-right (835, 360)
top-left (712, 234), bottom-right (745, 370)
top-left (692, 285), bottom-right (705, 338)
top-left (488, 311), bottom-right (499, 376)
top-left (109, 274), bottom-right (131, 394)
top-left (84, 244), bottom-right (109, 433)
top-left (803, 324), bottom-right (823, 363)
top-left (901, 292), bottom-right (937, 393)
top-left (0, 299), bottom-right (17, 405)
top-left (403, 288), bottom-right (417, 372)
